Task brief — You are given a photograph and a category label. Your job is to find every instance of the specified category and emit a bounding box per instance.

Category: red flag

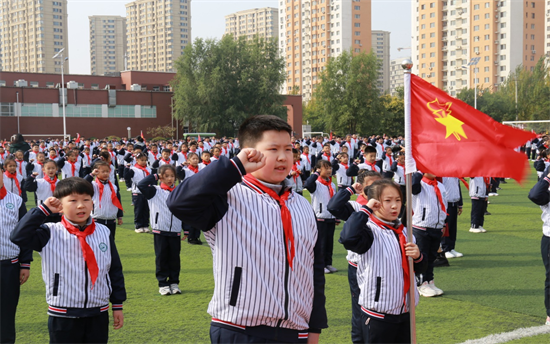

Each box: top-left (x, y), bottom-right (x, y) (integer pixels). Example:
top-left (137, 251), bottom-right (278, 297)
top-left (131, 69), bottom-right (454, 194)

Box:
top-left (329, 131), bottom-right (333, 141)
top-left (198, 134), bottom-right (201, 141)
top-left (409, 74), bottom-right (535, 182)
top-left (75, 133), bottom-right (80, 144)
top-left (140, 130), bottom-right (144, 139)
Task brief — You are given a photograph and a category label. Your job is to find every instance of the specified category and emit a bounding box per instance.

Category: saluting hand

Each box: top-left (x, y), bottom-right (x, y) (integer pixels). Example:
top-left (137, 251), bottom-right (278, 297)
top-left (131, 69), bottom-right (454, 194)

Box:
top-left (352, 182), bottom-right (363, 194)
top-left (43, 197), bottom-right (63, 214)
top-left (237, 148), bottom-right (266, 174)
top-left (366, 198), bottom-right (381, 212)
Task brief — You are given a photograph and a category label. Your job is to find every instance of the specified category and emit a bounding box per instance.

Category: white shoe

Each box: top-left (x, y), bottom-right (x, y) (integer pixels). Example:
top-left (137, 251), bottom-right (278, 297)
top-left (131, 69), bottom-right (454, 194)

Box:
top-left (429, 280), bottom-right (444, 296)
top-left (469, 227), bottom-right (483, 233)
top-left (450, 249), bottom-right (463, 258)
top-left (488, 193), bottom-right (498, 196)
top-left (546, 316), bottom-right (550, 325)
top-left (126, 188), bottom-right (132, 192)
top-left (418, 281), bottom-right (438, 297)
top-left (120, 178), bottom-right (125, 182)
top-left (170, 284), bottom-right (182, 295)
top-left (445, 251), bottom-right (456, 259)
top-left (159, 286), bottom-right (171, 295)
top-left (142, 227), bottom-right (151, 233)
top-left (478, 227), bottom-right (487, 233)
top-left (324, 267), bottom-right (331, 274)
top-left (326, 265), bottom-right (338, 273)
top-left (135, 228), bottom-right (144, 233)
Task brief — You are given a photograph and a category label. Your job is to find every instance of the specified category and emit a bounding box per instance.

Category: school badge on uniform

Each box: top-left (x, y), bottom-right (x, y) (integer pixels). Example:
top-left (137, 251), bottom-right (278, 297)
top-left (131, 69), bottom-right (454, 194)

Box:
top-left (6, 203), bottom-right (14, 209)
top-left (99, 243), bottom-right (108, 252)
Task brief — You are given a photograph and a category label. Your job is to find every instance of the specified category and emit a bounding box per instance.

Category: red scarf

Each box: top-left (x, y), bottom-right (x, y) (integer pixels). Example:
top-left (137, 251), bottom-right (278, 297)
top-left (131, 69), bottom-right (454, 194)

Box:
top-left (160, 183), bottom-right (175, 192)
top-left (222, 147), bottom-right (227, 155)
top-left (0, 185), bottom-right (6, 199)
top-left (16, 159), bottom-right (24, 175)
top-left (67, 160), bottom-right (77, 176)
top-left (291, 162), bottom-right (301, 182)
top-left (0, 152), bottom-right (5, 160)
top-left (202, 160), bottom-right (211, 166)
top-left (341, 163), bottom-right (349, 170)
top-left (243, 175), bottom-right (295, 270)
top-left (181, 152), bottom-right (188, 160)
top-left (134, 164), bottom-right (150, 176)
top-left (61, 217), bottom-right (99, 289)
top-left (108, 150), bottom-right (116, 160)
top-left (365, 161), bottom-right (377, 171)
top-left (356, 194), bottom-right (368, 205)
top-left (4, 171), bottom-right (21, 195)
top-left (398, 162), bottom-right (406, 174)
top-left (422, 177), bottom-right (446, 213)
top-left (161, 158), bottom-right (171, 165)
top-left (483, 177), bottom-right (491, 190)
top-left (84, 153), bottom-right (91, 166)
top-left (302, 154), bottom-right (310, 164)
top-left (44, 175), bottom-right (58, 193)
top-left (188, 165), bottom-right (199, 174)
top-left (458, 178), bottom-right (470, 191)
top-left (96, 178), bottom-right (123, 210)
top-left (50, 153), bottom-right (57, 159)
top-left (317, 175), bottom-right (334, 197)
top-left (323, 152), bottom-right (331, 161)
top-left (370, 215), bottom-right (410, 307)
top-left (386, 154), bottom-right (393, 166)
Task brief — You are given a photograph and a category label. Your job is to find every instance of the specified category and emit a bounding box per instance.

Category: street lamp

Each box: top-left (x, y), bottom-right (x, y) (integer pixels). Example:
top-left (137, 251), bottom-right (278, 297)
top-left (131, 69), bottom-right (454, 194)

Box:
top-left (16, 91), bottom-right (20, 133)
top-left (462, 57), bottom-right (480, 110)
top-left (127, 127), bottom-right (131, 138)
top-left (52, 48), bottom-right (68, 141)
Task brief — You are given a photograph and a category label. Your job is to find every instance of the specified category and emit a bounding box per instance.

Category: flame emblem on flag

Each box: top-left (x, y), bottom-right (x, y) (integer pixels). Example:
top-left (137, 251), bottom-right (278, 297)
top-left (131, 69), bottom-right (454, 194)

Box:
top-left (427, 99), bottom-right (468, 141)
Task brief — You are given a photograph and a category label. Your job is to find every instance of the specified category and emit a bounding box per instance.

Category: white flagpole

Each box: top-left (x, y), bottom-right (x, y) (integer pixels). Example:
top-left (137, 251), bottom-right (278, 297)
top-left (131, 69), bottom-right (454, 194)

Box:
top-left (402, 59), bottom-right (417, 344)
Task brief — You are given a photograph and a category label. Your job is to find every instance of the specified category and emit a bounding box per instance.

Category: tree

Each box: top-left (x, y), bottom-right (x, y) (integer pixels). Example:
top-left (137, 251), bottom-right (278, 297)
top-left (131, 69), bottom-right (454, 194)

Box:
top-left (379, 94), bottom-right (404, 137)
top-left (313, 49), bottom-right (382, 135)
top-left (171, 35), bottom-right (287, 137)
top-left (146, 125), bottom-right (176, 139)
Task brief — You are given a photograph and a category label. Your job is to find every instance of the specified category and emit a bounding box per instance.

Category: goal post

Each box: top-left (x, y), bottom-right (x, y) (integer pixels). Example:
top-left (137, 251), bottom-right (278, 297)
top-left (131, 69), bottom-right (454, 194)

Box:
top-left (502, 120), bottom-right (550, 135)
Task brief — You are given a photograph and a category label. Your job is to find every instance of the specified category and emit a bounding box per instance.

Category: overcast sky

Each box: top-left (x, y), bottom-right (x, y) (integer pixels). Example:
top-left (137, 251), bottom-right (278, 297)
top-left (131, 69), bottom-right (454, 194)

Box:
top-left (67, 0), bottom-right (411, 74)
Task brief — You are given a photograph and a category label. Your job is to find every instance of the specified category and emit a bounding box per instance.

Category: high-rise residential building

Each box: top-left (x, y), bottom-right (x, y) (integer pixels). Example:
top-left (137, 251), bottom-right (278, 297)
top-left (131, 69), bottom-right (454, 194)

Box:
top-left (371, 30), bottom-right (390, 93)
top-left (125, 0), bottom-right (191, 72)
top-left (390, 56), bottom-right (410, 96)
top-left (412, 0), bottom-right (546, 97)
top-left (89, 16), bottom-right (127, 75)
top-left (279, 0), bottom-right (372, 101)
top-left (225, 7), bottom-right (279, 41)
top-left (0, 0), bottom-right (69, 73)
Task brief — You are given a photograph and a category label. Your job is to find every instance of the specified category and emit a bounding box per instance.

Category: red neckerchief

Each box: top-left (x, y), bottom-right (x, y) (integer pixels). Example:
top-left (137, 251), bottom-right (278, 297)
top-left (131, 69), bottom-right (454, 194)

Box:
top-left (16, 159), bottom-right (24, 175)
top-left (4, 171), bottom-right (21, 195)
top-left (356, 194), bottom-right (368, 205)
top-left (458, 178), bottom-right (470, 191)
top-left (160, 183), bottom-right (175, 192)
top-left (365, 161), bottom-right (377, 171)
top-left (96, 178), bottom-right (123, 210)
top-left (222, 147), bottom-right (227, 155)
top-left (0, 152), bottom-right (5, 160)
top-left (323, 152), bottom-right (331, 160)
top-left (37, 161), bottom-right (44, 167)
top-left (386, 154), bottom-right (393, 165)
top-left (61, 217), bottom-right (99, 288)
top-left (398, 162), bottom-right (406, 174)
top-left (161, 158), bottom-right (171, 165)
top-left (242, 174), bottom-right (295, 270)
top-left (317, 175), bottom-right (334, 197)
top-left (152, 152), bottom-right (160, 160)
top-left (67, 160), bottom-right (77, 176)
top-left (188, 165), bottom-right (199, 174)
top-left (108, 150), bottom-right (116, 160)
top-left (44, 175), bottom-right (58, 193)
top-left (483, 177), bottom-right (491, 190)
top-left (291, 162), bottom-right (300, 182)
top-left (0, 185), bottom-right (6, 199)
top-left (422, 177), bottom-right (446, 213)
top-left (341, 163), bottom-right (349, 170)
top-left (134, 164), bottom-right (150, 176)
top-left (84, 153), bottom-right (91, 165)
top-left (370, 215), bottom-right (410, 307)
top-left (50, 153), bottom-right (57, 159)
top-left (202, 160), bottom-right (211, 165)
top-left (181, 152), bottom-right (188, 160)
top-left (302, 153), bottom-right (310, 164)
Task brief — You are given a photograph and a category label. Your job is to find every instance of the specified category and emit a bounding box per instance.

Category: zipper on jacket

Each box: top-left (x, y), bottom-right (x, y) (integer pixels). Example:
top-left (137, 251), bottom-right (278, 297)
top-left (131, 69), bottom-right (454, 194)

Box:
top-left (276, 203), bottom-right (291, 327)
top-left (84, 262), bottom-right (89, 308)
top-left (169, 215), bottom-right (173, 232)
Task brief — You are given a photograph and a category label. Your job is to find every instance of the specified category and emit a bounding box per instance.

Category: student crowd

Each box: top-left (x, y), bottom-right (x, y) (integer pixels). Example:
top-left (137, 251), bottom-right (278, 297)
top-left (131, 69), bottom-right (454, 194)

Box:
top-left (0, 122), bottom-right (548, 344)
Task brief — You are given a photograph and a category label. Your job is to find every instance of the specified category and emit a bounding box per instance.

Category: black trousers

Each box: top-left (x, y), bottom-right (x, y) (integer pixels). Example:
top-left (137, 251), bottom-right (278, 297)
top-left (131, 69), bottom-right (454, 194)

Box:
top-left (48, 312), bottom-right (109, 344)
top-left (154, 234), bottom-right (181, 287)
top-left (441, 203), bottom-right (459, 252)
top-left (542, 235), bottom-right (550, 317)
top-left (361, 311), bottom-right (410, 344)
top-left (491, 178), bottom-right (500, 193)
top-left (414, 227), bottom-right (443, 283)
top-left (132, 194), bottom-right (149, 229)
top-left (95, 219), bottom-right (117, 241)
top-left (471, 198), bottom-right (487, 227)
top-left (125, 178), bottom-right (132, 190)
top-left (117, 165), bottom-right (125, 181)
top-left (532, 149), bottom-right (538, 160)
top-left (525, 147), bottom-right (531, 160)
top-left (0, 260), bottom-right (20, 344)
top-left (348, 264), bottom-right (363, 344)
top-left (210, 325), bottom-right (308, 343)
top-left (317, 220), bottom-right (335, 266)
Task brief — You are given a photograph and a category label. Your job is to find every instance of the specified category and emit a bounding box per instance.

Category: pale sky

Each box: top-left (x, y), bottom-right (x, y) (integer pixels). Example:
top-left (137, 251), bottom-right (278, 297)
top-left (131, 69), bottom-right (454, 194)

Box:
top-left (67, 0), bottom-right (412, 74)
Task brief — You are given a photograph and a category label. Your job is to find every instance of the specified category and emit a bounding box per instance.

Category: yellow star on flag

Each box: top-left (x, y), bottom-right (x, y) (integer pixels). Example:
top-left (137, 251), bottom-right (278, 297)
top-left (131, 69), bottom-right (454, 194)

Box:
top-left (434, 115), bottom-right (467, 141)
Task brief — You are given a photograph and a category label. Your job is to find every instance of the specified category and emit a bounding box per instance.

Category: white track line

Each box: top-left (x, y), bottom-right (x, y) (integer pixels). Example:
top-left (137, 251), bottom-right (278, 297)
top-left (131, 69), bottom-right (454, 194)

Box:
top-left (458, 325), bottom-right (550, 344)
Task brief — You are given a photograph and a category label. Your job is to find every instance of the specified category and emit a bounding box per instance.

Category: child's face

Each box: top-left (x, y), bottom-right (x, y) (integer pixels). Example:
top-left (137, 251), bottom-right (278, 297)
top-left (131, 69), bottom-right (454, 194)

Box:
top-left (250, 130), bottom-right (293, 184)
top-left (0, 147), bottom-right (4, 153)
top-left (339, 155), bottom-right (348, 163)
top-left (386, 148), bottom-right (392, 155)
top-left (68, 154), bottom-right (77, 162)
top-left (397, 155), bottom-right (405, 164)
top-left (37, 154), bottom-right (45, 163)
top-left (15, 152), bottom-right (23, 160)
top-left (97, 166), bottom-right (111, 181)
top-left (320, 165), bottom-right (332, 179)
top-left (365, 152), bottom-right (377, 163)
top-left (43, 162), bottom-right (57, 177)
top-left (107, 144), bottom-right (113, 150)
top-left (151, 146), bottom-right (158, 153)
top-left (49, 151), bottom-right (57, 158)
top-left (190, 145), bottom-right (197, 151)
top-left (213, 149), bottom-right (220, 157)
top-left (162, 152), bottom-right (170, 160)
top-left (167, 144), bottom-right (173, 150)
top-left (6, 162), bottom-right (16, 173)
top-left (160, 170), bottom-right (175, 187)
top-left (303, 147), bottom-right (309, 154)
top-left (33, 146), bottom-right (39, 152)
top-left (137, 157), bottom-right (148, 167)
top-left (84, 149), bottom-right (90, 155)
top-left (293, 154), bottom-right (300, 163)
top-left (375, 186), bottom-right (402, 222)
top-left (188, 155), bottom-right (199, 166)
top-left (181, 146), bottom-right (188, 153)
top-left (202, 154), bottom-right (210, 162)
top-left (323, 146), bottom-right (330, 153)
top-left (60, 193), bottom-right (94, 227)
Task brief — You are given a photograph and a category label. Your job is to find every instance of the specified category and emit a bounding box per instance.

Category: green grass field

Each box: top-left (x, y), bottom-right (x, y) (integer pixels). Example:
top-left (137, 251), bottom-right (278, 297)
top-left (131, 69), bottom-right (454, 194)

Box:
top-left (12, 170), bottom-right (550, 343)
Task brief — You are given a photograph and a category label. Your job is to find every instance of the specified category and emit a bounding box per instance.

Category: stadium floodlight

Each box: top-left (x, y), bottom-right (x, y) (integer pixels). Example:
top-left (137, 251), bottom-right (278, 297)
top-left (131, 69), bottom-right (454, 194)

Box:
top-left (52, 49), bottom-right (68, 141)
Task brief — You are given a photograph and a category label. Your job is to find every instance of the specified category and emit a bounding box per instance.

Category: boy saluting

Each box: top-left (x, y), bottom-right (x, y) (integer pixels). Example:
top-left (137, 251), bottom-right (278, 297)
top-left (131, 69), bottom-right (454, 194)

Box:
top-left (168, 115), bottom-right (327, 343)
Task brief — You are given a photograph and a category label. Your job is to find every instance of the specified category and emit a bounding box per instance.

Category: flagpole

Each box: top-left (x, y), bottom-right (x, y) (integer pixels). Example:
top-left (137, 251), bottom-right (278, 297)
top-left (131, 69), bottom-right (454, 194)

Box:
top-left (402, 59), bottom-right (417, 344)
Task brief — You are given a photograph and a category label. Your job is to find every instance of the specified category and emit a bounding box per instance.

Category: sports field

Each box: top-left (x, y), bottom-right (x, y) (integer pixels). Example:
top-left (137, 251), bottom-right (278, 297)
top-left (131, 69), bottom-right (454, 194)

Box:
top-left (12, 170), bottom-right (550, 343)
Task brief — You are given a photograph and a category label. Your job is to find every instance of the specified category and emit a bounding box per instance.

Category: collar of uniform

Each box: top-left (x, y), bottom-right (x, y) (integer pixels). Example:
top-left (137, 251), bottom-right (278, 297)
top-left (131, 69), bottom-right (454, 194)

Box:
top-left (246, 178), bottom-right (292, 196)
top-left (65, 216), bottom-right (93, 231)
top-left (371, 214), bottom-right (401, 229)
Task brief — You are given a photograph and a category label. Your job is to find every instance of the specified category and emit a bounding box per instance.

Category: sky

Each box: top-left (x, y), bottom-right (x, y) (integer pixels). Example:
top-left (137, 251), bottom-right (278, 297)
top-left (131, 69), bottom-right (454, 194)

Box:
top-left (67, 0), bottom-right (412, 74)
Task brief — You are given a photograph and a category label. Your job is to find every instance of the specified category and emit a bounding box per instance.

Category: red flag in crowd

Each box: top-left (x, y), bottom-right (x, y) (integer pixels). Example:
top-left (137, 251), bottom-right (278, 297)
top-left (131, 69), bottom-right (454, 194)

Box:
top-left (140, 130), bottom-right (144, 139)
top-left (75, 133), bottom-right (80, 143)
top-left (409, 74), bottom-right (535, 182)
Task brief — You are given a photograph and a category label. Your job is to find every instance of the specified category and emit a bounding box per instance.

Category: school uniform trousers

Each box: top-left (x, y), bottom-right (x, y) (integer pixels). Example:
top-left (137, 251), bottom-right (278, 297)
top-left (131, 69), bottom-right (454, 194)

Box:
top-left (542, 235), bottom-right (550, 317)
top-left (317, 219), bottom-right (336, 266)
top-left (471, 198), bottom-right (487, 227)
top-left (154, 233), bottom-right (181, 287)
top-left (441, 202), bottom-right (459, 252)
top-left (48, 312), bottom-right (109, 344)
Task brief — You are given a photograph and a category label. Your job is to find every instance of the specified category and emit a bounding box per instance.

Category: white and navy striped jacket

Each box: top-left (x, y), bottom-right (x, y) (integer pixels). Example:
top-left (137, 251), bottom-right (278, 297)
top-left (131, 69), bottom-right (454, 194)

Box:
top-left (83, 175), bottom-right (123, 221)
top-left (57, 158), bottom-right (82, 179)
top-left (0, 188), bottom-right (31, 266)
top-left (340, 209), bottom-right (426, 316)
top-left (166, 157), bottom-right (327, 332)
top-left (304, 172), bottom-right (336, 220)
top-left (469, 177), bottom-right (487, 199)
top-left (24, 176), bottom-right (58, 205)
top-left (442, 177), bottom-right (463, 206)
top-left (411, 173), bottom-right (448, 229)
top-left (332, 161), bottom-right (352, 187)
top-left (391, 162), bottom-right (406, 186)
top-left (11, 206), bottom-right (126, 317)
top-left (26, 161), bottom-right (44, 179)
top-left (3, 172), bottom-right (23, 196)
top-left (528, 171), bottom-right (550, 237)
top-left (138, 174), bottom-right (182, 236)
top-left (124, 165), bottom-right (151, 194)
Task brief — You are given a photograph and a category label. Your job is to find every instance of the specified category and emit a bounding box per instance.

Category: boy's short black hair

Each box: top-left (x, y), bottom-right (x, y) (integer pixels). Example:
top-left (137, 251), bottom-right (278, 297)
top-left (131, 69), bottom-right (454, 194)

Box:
top-left (323, 143), bottom-right (331, 148)
top-left (357, 169), bottom-right (382, 185)
top-left (54, 177), bottom-right (94, 199)
top-left (187, 152), bottom-right (199, 160)
top-left (292, 148), bottom-right (299, 155)
top-left (238, 115), bottom-right (292, 148)
top-left (135, 152), bottom-right (148, 160)
top-left (364, 146), bottom-right (377, 154)
top-left (93, 160), bottom-right (110, 170)
top-left (162, 148), bottom-right (171, 154)
top-left (99, 151), bottom-right (110, 161)
top-left (158, 164), bottom-right (176, 176)
top-left (316, 159), bottom-right (332, 170)
top-left (201, 151), bottom-right (211, 157)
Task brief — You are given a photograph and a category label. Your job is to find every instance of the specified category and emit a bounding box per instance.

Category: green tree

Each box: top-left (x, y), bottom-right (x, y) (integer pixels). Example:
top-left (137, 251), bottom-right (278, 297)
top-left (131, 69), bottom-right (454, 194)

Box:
top-left (379, 94), bottom-right (404, 137)
top-left (171, 35), bottom-right (287, 137)
top-left (313, 49), bottom-right (382, 135)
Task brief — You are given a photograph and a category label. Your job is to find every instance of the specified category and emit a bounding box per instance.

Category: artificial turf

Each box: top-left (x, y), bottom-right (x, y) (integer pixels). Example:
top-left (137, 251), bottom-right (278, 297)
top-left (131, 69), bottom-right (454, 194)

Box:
top-left (12, 169), bottom-right (550, 343)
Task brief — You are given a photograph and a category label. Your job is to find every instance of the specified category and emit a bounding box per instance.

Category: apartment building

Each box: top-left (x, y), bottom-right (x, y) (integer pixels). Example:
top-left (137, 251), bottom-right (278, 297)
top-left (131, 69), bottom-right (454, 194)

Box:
top-left (390, 56), bottom-right (410, 96)
top-left (279, 0), bottom-right (372, 101)
top-left (125, 0), bottom-right (191, 72)
top-left (372, 30), bottom-right (390, 93)
top-left (89, 16), bottom-right (127, 75)
top-left (412, 0), bottom-right (545, 96)
top-left (0, 0), bottom-right (69, 73)
top-left (225, 7), bottom-right (278, 40)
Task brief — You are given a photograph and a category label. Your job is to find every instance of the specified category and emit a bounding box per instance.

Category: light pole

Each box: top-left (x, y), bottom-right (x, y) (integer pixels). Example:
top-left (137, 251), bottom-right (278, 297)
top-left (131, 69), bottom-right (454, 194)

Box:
top-left (462, 57), bottom-right (480, 110)
top-left (16, 91), bottom-right (20, 133)
top-left (52, 48), bottom-right (68, 141)
top-left (127, 127), bottom-right (131, 138)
